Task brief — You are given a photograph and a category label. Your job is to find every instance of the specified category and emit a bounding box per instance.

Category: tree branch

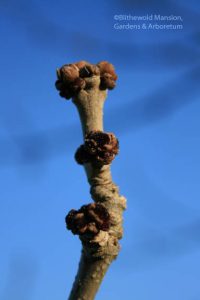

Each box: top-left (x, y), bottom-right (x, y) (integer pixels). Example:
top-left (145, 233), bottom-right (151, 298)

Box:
top-left (55, 61), bottom-right (126, 300)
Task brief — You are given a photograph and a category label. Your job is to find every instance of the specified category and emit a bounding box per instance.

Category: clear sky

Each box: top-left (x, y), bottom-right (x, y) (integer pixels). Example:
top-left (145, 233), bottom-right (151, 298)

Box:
top-left (0, 0), bottom-right (200, 299)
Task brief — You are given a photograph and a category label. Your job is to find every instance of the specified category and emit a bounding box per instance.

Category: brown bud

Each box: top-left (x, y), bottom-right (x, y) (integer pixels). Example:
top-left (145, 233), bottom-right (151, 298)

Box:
top-left (65, 203), bottom-right (110, 236)
top-left (100, 73), bottom-right (116, 90)
top-left (98, 61), bottom-right (117, 90)
top-left (89, 64), bottom-right (100, 76)
top-left (75, 131), bottom-right (119, 166)
top-left (55, 80), bottom-right (74, 99)
top-left (55, 65), bottom-right (86, 100)
top-left (86, 131), bottom-right (119, 165)
top-left (55, 79), bottom-right (64, 90)
top-left (97, 61), bottom-right (116, 77)
top-left (79, 64), bottom-right (100, 78)
top-left (60, 64), bottom-right (79, 82)
top-left (84, 203), bottom-right (110, 231)
top-left (74, 145), bottom-right (90, 165)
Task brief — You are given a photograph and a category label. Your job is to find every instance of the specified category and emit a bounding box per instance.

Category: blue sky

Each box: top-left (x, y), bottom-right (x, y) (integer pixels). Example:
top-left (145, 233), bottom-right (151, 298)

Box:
top-left (0, 1), bottom-right (200, 299)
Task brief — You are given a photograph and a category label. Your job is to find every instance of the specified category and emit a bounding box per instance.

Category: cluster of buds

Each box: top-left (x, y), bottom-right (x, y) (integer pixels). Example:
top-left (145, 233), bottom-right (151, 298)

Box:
top-left (75, 130), bottom-right (119, 166)
top-left (97, 61), bottom-right (118, 90)
top-left (55, 61), bottom-right (117, 99)
top-left (65, 203), bottom-right (110, 236)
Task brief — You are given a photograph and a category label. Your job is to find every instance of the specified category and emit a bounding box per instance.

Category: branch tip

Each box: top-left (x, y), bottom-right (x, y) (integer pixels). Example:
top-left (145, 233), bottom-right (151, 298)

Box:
top-left (55, 61), bottom-right (117, 100)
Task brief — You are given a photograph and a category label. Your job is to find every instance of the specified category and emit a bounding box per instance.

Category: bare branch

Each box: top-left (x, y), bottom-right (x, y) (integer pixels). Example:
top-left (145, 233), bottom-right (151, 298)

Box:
top-left (55, 60), bottom-right (126, 300)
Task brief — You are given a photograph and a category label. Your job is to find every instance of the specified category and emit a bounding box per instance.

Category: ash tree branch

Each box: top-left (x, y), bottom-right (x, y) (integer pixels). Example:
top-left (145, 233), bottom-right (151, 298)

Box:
top-left (55, 60), bottom-right (127, 300)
